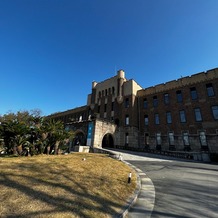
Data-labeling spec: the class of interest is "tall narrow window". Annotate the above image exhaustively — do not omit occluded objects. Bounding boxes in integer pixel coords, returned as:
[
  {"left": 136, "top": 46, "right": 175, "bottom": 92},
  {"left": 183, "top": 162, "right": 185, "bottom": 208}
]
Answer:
[
  {"left": 183, "top": 132, "right": 190, "bottom": 146},
  {"left": 145, "top": 133, "right": 149, "bottom": 146},
  {"left": 144, "top": 115, "right": 149, "bottom": 126},
  {"left": 125, "top": 133, "right": 129, "bottom": 145},
  {"left": 143, "top": 98, "right": 148, "bottom": 109},
  {"left": 111, "top": 102, "right": 114, "bottom": 111},
  {"left": 164, "top": 93, "right": 170, "bottom": 105},
  {"left": 179, "top": 110, "right": 186, "bottom": 123},
  {"left": 153, "top": 96, "right": 158, "bottom": 107},
  {"left": 199, "top": 131, "right": 207, "bottom": 146},
  {"left": 168, "top": 132, "right": 174, "bottom": 145},
  {"left": 156, "top": 133, "right": 161, "bottom": 145},
  {"left": 166, "top": 112, "right": 172, "bottom": 124},
  {"left": 104, "top": 104, "right": 107, "bottom": 112},
  {"left": 79, "top": 115, "right": 82, "bottom": 122},
  {"left": 98, "top": 105, "right": 100, "bottom": 113},
  {"left": 212, "top": 105, "right": 218, "bottom": 120},
  {"left": 190, "top": 87, "right": 198, "bottom": 100},
  {"left": 112, "top": 87, "right": 115, "bottom": 95},
  {"left": 176, "top": 90, "right": 183, "bottom": 103},
  {"left": 194, "top": 108, "right": 202, "bottom": 122},
  {"left": 125, "top": 98, "right": 129, "bottom": 108},
  {"left": 206, "top": 83, "right": 215, "bottom": 97},
  {"left": 155, "top": 113, "right": 160, "bottom": 125},
  {"left": 125, "top": 115, "right": 129, "bottom": 125}
]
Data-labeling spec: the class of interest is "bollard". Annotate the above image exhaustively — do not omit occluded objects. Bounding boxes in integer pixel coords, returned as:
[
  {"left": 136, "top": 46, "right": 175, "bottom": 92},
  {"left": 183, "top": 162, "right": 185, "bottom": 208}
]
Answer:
[{"left": 128, "top": 172, "right": 132, "bottom": 184}]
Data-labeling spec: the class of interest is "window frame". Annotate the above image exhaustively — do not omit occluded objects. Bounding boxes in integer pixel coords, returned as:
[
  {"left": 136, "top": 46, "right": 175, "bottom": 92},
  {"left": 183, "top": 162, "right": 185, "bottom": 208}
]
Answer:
[
  {"left": 153, "top": 96, "right": 158, "bottom": 107},
  {"left": 179, "top": 110, "right": 187, "bottom": 123},
  {"left": 155, "top": 113, "right": 160, "bottom": 125},
  {"left": 206, "top": 83, "right": 215, "bottom": 97},
  {"left": 125, "top": 115, "right": 129, "bottom": 125},
  {"left": 194, "top": 108, "right": 203, "bottom": 122},
  {"left": 176, "top": 90, "right": 183, "bottom": 103},
  {"left": 143, "top": 98, "right": 148, "bottom": 109},
  {"left": 164, "top": 93, "right": 170, "bottom": 105},
  {"left": 212, "top": 105, "right": 218, "bottom": 120},
  {"left": 144, "top": 115, "right": 149, "bottom": 126},
  {"left": 190, "top": 87, "right": 198, "bottom": 100},
  {"left": 166, "top": 111, "right": 172, "bottom": 124}
]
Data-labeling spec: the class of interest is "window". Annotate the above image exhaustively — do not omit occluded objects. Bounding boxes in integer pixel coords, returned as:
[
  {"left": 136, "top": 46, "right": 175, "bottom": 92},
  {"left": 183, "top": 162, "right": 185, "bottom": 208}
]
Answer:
[
  {"left": 194, "top": 108, "right": 202, "bottom": 122},
  {"left": 143, "top": 98, "right": 148, "bottom": 109},
  {"left": 125, "top": 98, "right": 129, "bottom": 108},
  {"left": 153, "top": 96, "right": 158, "bottom": 107},
  {"left": 145, "top": 133, "right": 149, "bottom": 145},
  {"left": 168, "top": 132, "right": 174, "bottom": 145},
  {"left": 144, "top": 115, "right": 148, "bottom": 126},
  {"left": 183, "top": 132, "right": 190, "bottom": 146},
  {"left": 206, "top": 83, "right": 215, "bottom": 97},
  {"left": 125, "top": 133, "right": 129, "bottom": 145},
  {"left": 164, "top": 93, "right": 170, "bottom": 105},
  {"left": 199, "top": 131, "right": 207, "bottom": 146},
  {"left": 79, "top": 115, "right": 82, "bottom": 122},
  {"left": 111, "top": 102, "right": 114, "bottom": 111},
  {"left": 104, "top": 104, "right": 107, "bottom": 112},
  {"left": 156, "top": 133, "right": 161, "bottom": 145},
  {"left": 98, "top": 105, "right": 100, "bottom": 113},
  {"left": 179, "top": 110, "right": 186, "bottom": 123},
  {"left": 105, "top": 89, "right": 108, "bottom": 96},
  {"left": 166, "top": 112, "right": 172, "bottom": 124},
  {"left": 125, "top": 115, "right": 129, "bottom": 125},
  {"left": 176, "top": 90, "right": 183, "bottom": 103},
  {"left": 112, "top": 87, "right": 115, "bottom": 95},
  {"left": 155, "top": 113, "right": 160, "bottom": 125},
  {"left": 212, "top": 105, "right": 218, "bottom": 120},
  {"left": 190, "top": 87, "right": 198, "bottom": 100}
]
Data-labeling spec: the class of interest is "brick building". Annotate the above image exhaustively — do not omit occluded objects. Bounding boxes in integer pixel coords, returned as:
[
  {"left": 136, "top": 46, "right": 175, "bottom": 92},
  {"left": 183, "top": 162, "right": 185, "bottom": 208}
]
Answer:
[{"left": 48, "top": 68, "right": 218, "bottom": 155}]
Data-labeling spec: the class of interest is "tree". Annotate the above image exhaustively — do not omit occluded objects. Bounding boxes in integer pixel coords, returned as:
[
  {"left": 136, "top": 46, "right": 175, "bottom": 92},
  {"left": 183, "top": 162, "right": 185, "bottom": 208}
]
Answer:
[{"left": 0, "top": 110, "right": 74, "bottom": 156}]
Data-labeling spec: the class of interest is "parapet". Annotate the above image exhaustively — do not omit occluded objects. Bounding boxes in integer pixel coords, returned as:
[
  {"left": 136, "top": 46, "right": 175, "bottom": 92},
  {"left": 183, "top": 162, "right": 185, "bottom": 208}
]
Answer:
[{"left": 137, "top": 67, "right": 218, "bottom": 96}]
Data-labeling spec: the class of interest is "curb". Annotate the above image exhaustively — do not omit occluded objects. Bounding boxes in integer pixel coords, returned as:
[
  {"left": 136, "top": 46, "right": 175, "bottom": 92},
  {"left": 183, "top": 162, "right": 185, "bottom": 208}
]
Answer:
[
  {"left": 99, "top": 148, "right": 155, "bottom": 217},
  {"left": 117, "top": 160, "right": 141, "bottom": 218},
  {"left": 117, "top": 160, "right": 155, "bottom": 218}
]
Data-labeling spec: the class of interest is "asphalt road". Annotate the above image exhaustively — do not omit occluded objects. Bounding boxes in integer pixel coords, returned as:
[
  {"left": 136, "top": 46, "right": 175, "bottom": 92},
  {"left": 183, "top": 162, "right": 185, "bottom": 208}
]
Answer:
[{"left": 114, "top": 150, "right": 218, "bottom": 218}]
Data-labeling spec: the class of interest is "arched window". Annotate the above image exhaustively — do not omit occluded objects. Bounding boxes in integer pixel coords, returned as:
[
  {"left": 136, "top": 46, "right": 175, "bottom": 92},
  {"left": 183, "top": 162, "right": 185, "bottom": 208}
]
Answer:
[
  {"left": 125, "top": 115, "right": 129, "bottom": 125},
  {"left": 112, "top": 87, "right": 115, "bottom": 95}
]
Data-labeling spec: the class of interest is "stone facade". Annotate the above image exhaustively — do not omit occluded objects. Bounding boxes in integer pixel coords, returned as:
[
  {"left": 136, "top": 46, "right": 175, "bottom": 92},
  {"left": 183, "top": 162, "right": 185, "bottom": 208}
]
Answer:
[{"left": 48, "top": 68, "right": 218, "bottom": 154}]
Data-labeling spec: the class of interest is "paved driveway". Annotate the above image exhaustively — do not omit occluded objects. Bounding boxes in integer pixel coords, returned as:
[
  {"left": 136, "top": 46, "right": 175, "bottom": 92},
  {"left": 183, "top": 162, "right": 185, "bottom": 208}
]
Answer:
[{"left": 113, "top": 150, "right": 218, "bottom": 218}]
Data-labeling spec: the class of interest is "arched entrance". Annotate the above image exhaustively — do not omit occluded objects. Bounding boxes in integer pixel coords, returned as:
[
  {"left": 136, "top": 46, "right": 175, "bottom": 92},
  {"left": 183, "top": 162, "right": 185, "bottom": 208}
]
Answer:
[{"left": 102, "top": 133, "right": 114, "bottom": 148}]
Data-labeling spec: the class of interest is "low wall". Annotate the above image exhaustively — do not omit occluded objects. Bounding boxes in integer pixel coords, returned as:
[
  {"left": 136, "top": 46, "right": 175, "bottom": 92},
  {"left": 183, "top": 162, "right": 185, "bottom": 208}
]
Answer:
[
  {"left": 74, "top": 145, "right": 90, "bottom": 153},
  {"left": 92, "top": 147, "right": 122, "bottom": 160}
]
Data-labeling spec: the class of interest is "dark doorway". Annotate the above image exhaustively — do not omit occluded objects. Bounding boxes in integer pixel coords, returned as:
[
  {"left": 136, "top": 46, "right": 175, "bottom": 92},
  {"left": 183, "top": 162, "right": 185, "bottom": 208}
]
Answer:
[
  {"left": 73, "top": 132, "right": 86, "bottom": 146},
  {"left": 102, "top": 134, "right": 114, "bottom": 148}
]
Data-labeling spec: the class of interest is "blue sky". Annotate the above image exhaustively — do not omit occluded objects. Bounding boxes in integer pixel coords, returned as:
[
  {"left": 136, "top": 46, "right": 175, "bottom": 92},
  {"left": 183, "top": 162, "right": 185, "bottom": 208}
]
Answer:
[{"left": 0, "top": 0, "right": 218, "bottom": 116}]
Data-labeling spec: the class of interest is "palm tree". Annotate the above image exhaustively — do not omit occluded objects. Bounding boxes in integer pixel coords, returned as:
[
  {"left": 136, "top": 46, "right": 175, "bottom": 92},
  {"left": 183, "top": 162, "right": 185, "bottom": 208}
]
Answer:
[
  {"left": 42, "top": 119, "right": 64, "bottom": 154},
  {"left": 1, "top": 120, "right": 29, "bottom": 155}
]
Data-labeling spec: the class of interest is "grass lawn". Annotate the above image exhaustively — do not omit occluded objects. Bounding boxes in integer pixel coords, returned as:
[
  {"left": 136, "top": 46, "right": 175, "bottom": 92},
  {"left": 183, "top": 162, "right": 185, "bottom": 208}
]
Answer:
[{"left": 0, "top": 153, "right": 136, "bottom": 218}]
